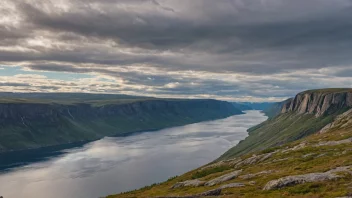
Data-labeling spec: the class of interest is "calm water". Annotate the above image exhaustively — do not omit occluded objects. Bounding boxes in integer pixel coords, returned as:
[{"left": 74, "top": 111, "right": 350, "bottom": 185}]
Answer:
[{"left": 0, "top": 111, "right": 266, "bottom": 198}]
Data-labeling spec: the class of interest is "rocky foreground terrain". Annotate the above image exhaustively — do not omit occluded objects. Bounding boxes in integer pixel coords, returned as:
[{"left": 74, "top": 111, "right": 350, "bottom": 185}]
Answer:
[{"left": 109, "top": 89, "right": 352, "bottom": 198}]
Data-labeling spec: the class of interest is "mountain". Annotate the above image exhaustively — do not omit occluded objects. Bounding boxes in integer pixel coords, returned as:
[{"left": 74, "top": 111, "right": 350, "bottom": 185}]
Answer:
[
  {"left": 240, "top": 102, "right": 274, "bottom": 111},
  {"left": 110, "top": 88, "right": 352, "bottom": 198},
  {"left": 220, "top": 88, "right": 352, "bottom": 160},
  {"left": 231, "top": 102, "right": 274, "bottom": 111},
  {"left": 231, "top": 103, "right": 253, "bottom": 111},
  {"left": 261, "top": 99, "right": 290, "bottom": 118},
  {"left": 0, "top": 93, "right": 243, "bottom": 152}
]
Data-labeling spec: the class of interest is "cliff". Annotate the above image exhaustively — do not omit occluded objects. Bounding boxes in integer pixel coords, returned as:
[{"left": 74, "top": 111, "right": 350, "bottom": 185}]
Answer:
[
  {"left": 219, "top": 88, "right": 352, "bottom": 160},
  {"left": 281, "top": 88, "right": 352, "bottom": 116},
  {"left": 0, "top": 97, "right": 242, "bottom": 152}
]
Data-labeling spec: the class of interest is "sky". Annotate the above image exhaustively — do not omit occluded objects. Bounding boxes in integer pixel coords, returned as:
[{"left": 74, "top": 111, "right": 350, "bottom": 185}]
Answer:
[{"left": 1, "top": 0, "right": 352, "bottom": 102}]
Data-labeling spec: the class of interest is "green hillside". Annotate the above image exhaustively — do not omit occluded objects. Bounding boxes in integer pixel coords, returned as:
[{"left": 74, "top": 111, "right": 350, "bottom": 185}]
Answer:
[{"left": 0, "top": 93, "right": 242, "bottom": 152}]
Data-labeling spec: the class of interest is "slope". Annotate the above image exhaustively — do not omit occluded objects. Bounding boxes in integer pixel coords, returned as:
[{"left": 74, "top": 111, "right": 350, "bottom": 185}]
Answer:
[
  {"left": 110, "top": 96, "right": 352, "bottom": 198},
  {"left": 0, "top": 94, "right": 242, "bottom": 152}
]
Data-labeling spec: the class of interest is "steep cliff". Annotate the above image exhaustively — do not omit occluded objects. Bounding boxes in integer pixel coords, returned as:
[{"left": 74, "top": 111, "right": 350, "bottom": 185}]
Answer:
[
  {"left": 0, "top": 98, "right": 242, "bottom": 152},
  {"left": 281, "top": 88, "right": 352, "bottom": 116},
  {"left": 219, "top": 88, "right": 352, "bottom": 160}
]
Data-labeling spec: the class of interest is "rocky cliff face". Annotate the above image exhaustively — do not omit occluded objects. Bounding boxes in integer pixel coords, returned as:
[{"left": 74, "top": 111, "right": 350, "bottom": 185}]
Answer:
[{"left": 281, "top": 89, "right": 352, "bottom": 116}]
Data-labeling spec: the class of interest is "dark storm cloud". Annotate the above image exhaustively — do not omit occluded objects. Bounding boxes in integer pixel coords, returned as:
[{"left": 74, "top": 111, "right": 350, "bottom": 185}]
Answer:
[
  {"left": 1, "top": 0, "right": 352, "bottom": 100},
  {"left": 11, "top": 0, "right": 352, "bottom": 73}
]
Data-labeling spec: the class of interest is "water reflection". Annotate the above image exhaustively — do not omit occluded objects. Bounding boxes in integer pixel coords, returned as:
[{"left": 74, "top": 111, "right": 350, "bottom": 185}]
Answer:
[{"left": 0, "top": 110, "right": 267, "bottom": 198}]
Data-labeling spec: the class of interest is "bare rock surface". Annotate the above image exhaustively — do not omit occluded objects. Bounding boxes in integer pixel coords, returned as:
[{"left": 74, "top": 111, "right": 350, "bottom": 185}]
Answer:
[
  {"left": 316, "top": 138, "right": 352, "bottom": 147},
  {"left": 219, "top": 183, "right": 245, "bottom": 189},
  {"left": 281, "top": 142, "right": 307, "bottom": 153},
  {"left": 239, "top": 170, "right": 274, "bottom": 180},
  {"left": 320, "top": 108, "right": 352, "bottom": 134},
  {"left": 205, "top": 170, "right": 242, "bottom": 186},
  {"left": 281, "top": 90, "right": 352, "bottom": 117},
  {"left": 171, "top": 179, "right": 205, "bottom": 189},
  {"left": 234, "top": 152, "right": 275, "bottom": 168},
  {"left": 263, "top": 166, "right": 352, "bottom": 190},
  {"left": 156, "top": 188, "right": 221, "bottom": 198},
  {"left": 198, "top": 188, "right": 222, "bottom": 196}
]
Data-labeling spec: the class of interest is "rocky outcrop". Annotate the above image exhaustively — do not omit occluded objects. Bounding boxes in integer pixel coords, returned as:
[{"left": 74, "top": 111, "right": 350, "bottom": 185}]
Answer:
[
  {"left": 171, "top": 180, "right": 205, "bottom": 189},
  {"left": 281, "top": 89, "right": 352, "bottom": 117},
  {"left": 234, "top": 152, "right": 276, "bottom": 168},
  {"left": 316, "top": 137, "right": 352, "bottom": 147},
  {"left": 204, "top": 170, "right": 242, "bottom": 186},
  {"left": 263, "top": 166, "right": 352, "bottom": 190},
  {"left": 239, "top": 170, "right": 274, "bottom": 180},
  {"left": 156, "top": 189, "right": 221, "bottom": 198},
  {"left": 219, "top": 183, "right": 245, "bottom": 189},
  {"left": 320, "top": 108, "right": 352, "bottom": 133}
]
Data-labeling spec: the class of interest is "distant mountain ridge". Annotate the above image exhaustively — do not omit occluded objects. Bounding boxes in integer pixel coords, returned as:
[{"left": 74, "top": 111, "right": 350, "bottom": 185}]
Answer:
[
  {"left": 231, "top": 102, "right": 274, "bottom": 112},
  {"left": 0, "top": 93, "right": 243, "bottom": 152}
]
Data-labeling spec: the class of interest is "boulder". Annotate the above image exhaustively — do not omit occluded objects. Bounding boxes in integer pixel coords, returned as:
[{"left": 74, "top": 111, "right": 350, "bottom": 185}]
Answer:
[
  {"left": 263, "top": 172, "right": 340, "bottom": 190},
  {"left": 239, "top": 170, "right": 274, "bottom": 180},
  {"left": 316, "top": 138, "right": 352, "bottom": 147},
  {"left": 171, "top": 179, "right": 205, "bottom": 189},
  {"left": 219, "top": 183, "right": 245, "bottom": 189},
  {"left": 263, "top": 166, "right": 351, "bottom": 190},
  {"left": 205, "top": 170, "right": 242, "bottom": 186},
  {"left": 234, "top": 152, "right": 275, "bottom": 168},
  {"left": 198, "top": 188, "right": 222, "bottom": 196}
]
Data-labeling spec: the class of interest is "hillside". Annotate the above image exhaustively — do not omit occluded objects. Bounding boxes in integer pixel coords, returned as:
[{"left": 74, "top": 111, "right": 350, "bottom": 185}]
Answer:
[
  {"left": 109, "top": 88, "right": 352, "bottom": 198},
  {"left": 0, "top": 93, "right": 242, "bottom": 152},
  {"left": 220, "top": 88, "right": 352, "bottom": 160}
]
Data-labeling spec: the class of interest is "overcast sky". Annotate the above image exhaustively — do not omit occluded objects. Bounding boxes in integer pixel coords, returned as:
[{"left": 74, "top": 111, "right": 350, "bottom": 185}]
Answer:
[{"left": 1, "top": 0, "right": 352, "bottom": 101}]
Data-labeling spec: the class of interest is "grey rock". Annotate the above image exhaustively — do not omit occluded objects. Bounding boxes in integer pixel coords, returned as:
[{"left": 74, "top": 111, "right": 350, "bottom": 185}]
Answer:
[
  {"left": 205, "top": 170, "right": 242, "bottom": 186},
  {"left": 249, "top": 181, "right": 256, "bottom": 185},
  {"left": 234, "top": 152, "right": 275, "bottom": 168},
  {"left": 171, "top": 179, "right": 205, "bottom": 189},
  {"left": 219, "top": 183, "right": 245, "bottom": 189},
  {"left": 281, "top": 142, "right": 307, "bottom": 153},
  {"left": 316, "top": 138, "right": 352, "bottom": 147},
  {"left": 271, "top": 157, "right": 291, "bottom": 162},
  {"left": 302, "top": 153, "right": 316, "bottom": 158},
  {"left": 281, "top": 91, "right": 352, "bottom": 117},
  {"left": 263, "top": 166, "right": 352, "bottom": 190},
  {"left": 156, "top": 189, "right": 222, "bottom": 197},
  {"left": 198, "top": 188, "right": 222, "bottom": 196},
  {"left": 239, "top": 170, "right": 274, "bottom": 180},
  {"left": 263, "top": 172, "right": 340, "bottom": 190}
]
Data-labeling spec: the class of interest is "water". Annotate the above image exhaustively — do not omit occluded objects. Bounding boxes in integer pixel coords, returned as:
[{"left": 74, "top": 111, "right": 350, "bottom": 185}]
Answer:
[{"left": 0, "top": 111, "right": 267, "bottom": 198}]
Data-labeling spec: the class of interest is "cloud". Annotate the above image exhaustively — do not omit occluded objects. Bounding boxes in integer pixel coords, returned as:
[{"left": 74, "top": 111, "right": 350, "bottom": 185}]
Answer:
[{"left": 0, "top": 0, "right": 352, "bottom": 101}]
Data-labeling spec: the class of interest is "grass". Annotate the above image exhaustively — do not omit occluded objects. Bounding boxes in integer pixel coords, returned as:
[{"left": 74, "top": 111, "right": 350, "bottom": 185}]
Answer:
[
  {"left": 191, "top": 165, "right": 230, "bottom": 179},
  {"left": 109, "top": 122, "right": 352, "bottom": 198},
  {"left": 218, "top": 111, "right": 335, "bottom": 160}
]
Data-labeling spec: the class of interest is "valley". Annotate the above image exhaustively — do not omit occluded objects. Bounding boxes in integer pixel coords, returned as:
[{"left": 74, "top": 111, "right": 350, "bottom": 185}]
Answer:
[{"left": 0, "top": 93, "right": 242, "bottom": 152}]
